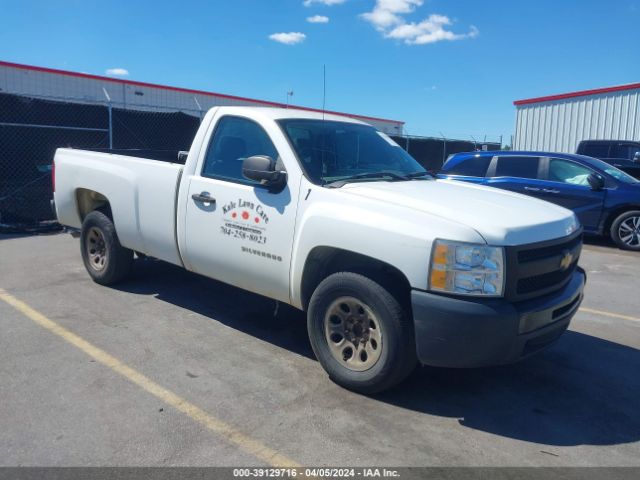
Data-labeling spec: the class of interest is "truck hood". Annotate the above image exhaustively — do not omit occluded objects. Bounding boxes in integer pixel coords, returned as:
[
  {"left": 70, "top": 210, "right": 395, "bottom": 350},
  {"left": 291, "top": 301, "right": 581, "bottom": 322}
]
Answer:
[{"left": 341, "top": 179, "right": 579, "bottom": 245}]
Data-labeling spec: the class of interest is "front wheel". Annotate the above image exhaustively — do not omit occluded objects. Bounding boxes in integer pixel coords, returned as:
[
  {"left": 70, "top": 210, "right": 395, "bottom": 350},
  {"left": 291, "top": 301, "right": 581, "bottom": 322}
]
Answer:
[
  {"left": 80, "top": 210, "right": 133, "bottom": 285},
  {"left": 307, "top": 272, "right": 416, "bottom": 394},
  {"left": 610, "top": 210, "right": 640, "bottom": 251}
]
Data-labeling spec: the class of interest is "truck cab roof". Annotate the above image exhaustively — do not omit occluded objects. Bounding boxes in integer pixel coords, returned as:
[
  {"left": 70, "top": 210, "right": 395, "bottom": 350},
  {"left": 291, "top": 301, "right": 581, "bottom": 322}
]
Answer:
[
  {"left": 212, "top": 106, "right": 369, "bottom": 126},
  {"left": 578, "top": 139, "right": 640, "bottom": 146}
]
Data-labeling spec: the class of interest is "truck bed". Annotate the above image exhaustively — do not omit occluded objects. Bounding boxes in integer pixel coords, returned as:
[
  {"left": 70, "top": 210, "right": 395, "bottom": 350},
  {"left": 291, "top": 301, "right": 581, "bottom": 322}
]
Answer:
[{"left": 54, "top": 149, "right": 184, "bottom": 266}]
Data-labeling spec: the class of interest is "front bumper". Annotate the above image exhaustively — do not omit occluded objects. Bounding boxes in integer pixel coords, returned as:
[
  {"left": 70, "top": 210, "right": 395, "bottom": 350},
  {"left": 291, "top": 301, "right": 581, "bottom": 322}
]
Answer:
[{"left": 412, "top": 267, "right": 585, "bottom": 368}]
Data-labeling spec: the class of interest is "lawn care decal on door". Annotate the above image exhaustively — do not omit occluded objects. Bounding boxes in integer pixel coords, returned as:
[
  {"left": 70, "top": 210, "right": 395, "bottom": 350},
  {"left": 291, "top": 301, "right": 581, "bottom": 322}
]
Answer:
[{"left": 221, "top": 198, "right": 269, "bottom": 244}]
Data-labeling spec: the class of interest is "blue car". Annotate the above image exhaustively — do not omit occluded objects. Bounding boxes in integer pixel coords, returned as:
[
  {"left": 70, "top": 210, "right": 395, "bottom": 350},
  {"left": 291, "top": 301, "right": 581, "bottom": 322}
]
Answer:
[{"left": 438, "top": 151, "right": 640, "bottom": 250}]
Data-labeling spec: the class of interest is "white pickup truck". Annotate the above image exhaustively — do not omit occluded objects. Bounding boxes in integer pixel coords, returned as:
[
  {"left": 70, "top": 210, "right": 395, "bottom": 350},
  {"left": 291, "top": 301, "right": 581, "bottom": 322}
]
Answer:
[{"left": 53, "top": 106, "right": 585, "bottom": 393}]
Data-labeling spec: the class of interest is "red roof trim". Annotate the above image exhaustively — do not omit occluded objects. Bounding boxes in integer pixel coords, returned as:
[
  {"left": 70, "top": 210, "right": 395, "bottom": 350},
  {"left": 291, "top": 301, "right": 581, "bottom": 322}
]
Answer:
[
  {"left": 0, "top": 60, "right": 405, "bottom": 125},
  {"left": 514, "top": 82, "right": 640, "bottom": 106}
]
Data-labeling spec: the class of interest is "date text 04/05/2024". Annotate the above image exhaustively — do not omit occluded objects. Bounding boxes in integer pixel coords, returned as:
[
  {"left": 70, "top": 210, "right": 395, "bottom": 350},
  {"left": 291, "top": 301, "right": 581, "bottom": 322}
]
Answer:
[{"left": 232, "top": 468, "right": 400, "bottom": 478}]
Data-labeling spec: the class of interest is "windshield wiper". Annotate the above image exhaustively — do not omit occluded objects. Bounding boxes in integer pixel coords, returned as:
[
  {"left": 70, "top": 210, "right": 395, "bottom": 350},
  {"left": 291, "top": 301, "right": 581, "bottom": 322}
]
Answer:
[{"left": 324, "top": 171, "right": 410, "bottom": 188}]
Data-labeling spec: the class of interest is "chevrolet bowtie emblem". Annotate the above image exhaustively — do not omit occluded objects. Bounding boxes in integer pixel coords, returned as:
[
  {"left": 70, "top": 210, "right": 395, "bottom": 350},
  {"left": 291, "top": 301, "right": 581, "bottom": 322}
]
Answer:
[{"left": 560, "top": 250, "right": 574, "bottom": 270}]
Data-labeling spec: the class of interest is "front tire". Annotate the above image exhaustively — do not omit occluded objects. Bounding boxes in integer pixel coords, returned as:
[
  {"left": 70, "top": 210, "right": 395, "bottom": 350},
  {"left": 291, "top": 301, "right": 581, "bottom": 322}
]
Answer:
[
  {"left": 80, "top": 210, "right": 133, "bottom": 285},
  {"left": 610, "top": 210, "right": 640, "bottom": 251},
  {"left": 307, "top": 272, "right": 416, "bottom": 394}
]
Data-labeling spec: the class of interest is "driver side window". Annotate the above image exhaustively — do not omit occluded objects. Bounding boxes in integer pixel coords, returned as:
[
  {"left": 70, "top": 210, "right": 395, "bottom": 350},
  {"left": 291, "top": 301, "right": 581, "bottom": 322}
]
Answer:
[
  {"left": 548, "top": 159, "right": 592, "bottom": 186},
  {"left": 202, "top": 116, "right": 280, "bottom": 185}
]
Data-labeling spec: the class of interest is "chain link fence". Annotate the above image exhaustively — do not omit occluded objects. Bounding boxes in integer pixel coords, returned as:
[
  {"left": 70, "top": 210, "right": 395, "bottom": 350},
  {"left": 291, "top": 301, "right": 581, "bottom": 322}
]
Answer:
[
  {"left": 0, "top": 91, "right": 502, "bottom": 232},
  {"left": 0, "top": 92, "right": 202, "bottom": 231},
  {"left": 391, "top": 134, "right": 501, "bottom": 172}
]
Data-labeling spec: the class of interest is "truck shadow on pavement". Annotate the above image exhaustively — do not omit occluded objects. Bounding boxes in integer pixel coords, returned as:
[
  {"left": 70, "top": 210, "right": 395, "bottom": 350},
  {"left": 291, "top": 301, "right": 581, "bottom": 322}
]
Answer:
[
  {"left": 117, "top": 258, "right": 640, "bottom": 448},
  {"left": 117, "top": 258, "right": 315, "bottom": 360},
  {"left": 377, "top": 331, "right": 640, "bottom": 447}
]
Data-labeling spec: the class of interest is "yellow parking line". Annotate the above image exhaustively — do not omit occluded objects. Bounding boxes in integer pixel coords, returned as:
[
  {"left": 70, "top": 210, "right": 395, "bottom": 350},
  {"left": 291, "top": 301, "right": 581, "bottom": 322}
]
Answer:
[
  {"left": 0, "top": 288, "right": 299, "bottom": 468},
  {"left": 580, "top": 307, "right": 640, "bottom": 323}
]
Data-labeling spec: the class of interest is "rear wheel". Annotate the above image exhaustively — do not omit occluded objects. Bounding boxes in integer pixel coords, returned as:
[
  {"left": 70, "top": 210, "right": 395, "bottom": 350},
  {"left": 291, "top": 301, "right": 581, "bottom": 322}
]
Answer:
[
  {"left": 610, "top": 210, "right": 640, "bottom": 251},
  {"left": 307, "top": 272, "right": 416, "bottom": 394},
  {"left": 80, "top": 210, "right": 133, "bottom": 284}
]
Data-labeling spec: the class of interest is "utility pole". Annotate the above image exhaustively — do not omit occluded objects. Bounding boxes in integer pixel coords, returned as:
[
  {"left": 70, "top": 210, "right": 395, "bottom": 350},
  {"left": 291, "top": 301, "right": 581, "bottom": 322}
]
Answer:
[
  {"left": 439, "top": 131, "right": 447, "bottom": 165},
  {"left": 193, "top": 96, "right": 203, "bottom": 123},
  {"left": 102, "top": 87, "right": 113, "bottom": 149}
]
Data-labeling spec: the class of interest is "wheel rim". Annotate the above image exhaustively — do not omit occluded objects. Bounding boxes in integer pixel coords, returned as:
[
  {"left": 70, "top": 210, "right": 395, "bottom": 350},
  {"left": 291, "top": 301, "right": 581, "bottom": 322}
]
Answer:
[
  {"left": 324, "top": 296, "right": 382, "bottom": 372},
  {"left": 86, "top": 227, "right": 108, "bottom": 271},
  {"left": 618, "top": 216, "right": 640, "bottom": 247}
]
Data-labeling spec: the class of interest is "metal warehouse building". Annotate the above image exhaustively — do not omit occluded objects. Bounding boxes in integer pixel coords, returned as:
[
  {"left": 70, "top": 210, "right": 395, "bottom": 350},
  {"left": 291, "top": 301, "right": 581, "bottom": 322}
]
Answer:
[
  {"left": 513, "top": 82, "right": 640, "bottom": 153},
  {"left": 0, "top": 60, "right": 404, "bottom": 134}
]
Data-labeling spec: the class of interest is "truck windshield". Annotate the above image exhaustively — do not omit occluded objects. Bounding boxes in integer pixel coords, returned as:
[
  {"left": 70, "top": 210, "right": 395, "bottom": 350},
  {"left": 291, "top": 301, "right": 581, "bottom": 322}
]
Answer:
[{"left": 278, "top": 119, "right": 429, "bottom": 186}]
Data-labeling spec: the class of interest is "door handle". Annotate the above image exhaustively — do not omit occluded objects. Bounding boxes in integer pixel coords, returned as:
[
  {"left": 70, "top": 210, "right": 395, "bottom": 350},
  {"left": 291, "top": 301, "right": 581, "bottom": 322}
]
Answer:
[
  {"left": 524, "top": 186, "right": 541, "bottom": 192},
  {"left": 192, "top": 192, "right": 215, "bottom": 204},
  {"left": 542, "top": 188, "right": 560, "bottom": 194}
]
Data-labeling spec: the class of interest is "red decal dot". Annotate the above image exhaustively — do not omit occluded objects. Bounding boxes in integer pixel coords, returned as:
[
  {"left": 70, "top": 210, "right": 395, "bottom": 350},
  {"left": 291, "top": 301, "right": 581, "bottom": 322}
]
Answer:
[
  {"left": 254, "top": 217, "right": 260, "bottom": 223},
  {"left": 242, "top": 211, "right": 250, "bottom": 220},
  {"left": 231, "top": 212, "right": 237, "bottom": 219}
]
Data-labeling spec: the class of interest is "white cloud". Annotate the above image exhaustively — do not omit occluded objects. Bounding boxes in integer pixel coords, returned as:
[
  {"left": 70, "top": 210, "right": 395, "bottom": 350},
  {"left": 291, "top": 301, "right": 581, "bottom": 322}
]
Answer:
[
  {"left": 361, "top": 0, "right": 423, "bottom": 30},
  {"left": 361, "top": 1, "right": 478, "bottom": 45},
  {"left": 269, "top": 32, "right": 307, "bottom": 45},
  {"left": 105, "top": 68, "right": 129, "bottom": 76},
  {"left": 303, "top": 0, "right": 346, "bottom": 6},
  {"left": 307, "top": 14, "right": 330, "bottom": 23},
  {"left": 387, "top": 16, "right": 479, "bottom": 44}
]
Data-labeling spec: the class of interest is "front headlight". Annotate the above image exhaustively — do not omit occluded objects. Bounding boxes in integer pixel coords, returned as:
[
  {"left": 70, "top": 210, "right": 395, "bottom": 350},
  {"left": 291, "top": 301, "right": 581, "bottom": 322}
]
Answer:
[{"left": 429, "top": 240, "right": 505, "bottom": 297}]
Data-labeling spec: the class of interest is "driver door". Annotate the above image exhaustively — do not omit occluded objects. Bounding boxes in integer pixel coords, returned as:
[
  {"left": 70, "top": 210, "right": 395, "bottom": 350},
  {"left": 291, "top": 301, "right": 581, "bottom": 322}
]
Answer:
[{"left": 182, "top": 115, "right": 299, "bottom": 303}]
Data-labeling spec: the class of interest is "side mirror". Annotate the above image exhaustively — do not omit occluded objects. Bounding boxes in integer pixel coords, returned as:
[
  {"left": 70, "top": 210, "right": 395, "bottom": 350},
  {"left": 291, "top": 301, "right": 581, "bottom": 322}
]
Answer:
[
  {"left": 633, "top": 151, "right": 640, "bottom": 163},
  {"left": 587, "top": 172, "right": 605, "bottom": 191},
  {"left": 242, "top": 155, "right": 287, "bottom": 188}
]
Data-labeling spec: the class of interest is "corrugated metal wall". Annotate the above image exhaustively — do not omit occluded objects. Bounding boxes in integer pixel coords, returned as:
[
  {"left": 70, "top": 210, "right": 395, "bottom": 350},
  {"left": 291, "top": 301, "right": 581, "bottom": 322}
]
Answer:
[
  {"left": 514, "top": 88, "right": 640, "bottom": 152},
  {"left": 0, "top": 63, "right": 403, "bottom": 134}
]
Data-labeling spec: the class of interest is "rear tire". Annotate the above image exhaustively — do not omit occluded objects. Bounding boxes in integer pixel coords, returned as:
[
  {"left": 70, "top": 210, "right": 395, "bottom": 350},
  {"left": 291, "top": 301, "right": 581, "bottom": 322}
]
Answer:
[
  {"left": 80, "top": 210, "right": 133, "bottom": 285},
  {"left": 307, "top": 272, "right": 416, "bottom": 394},
  {"left": 610, "top": 210, "right": 640, "bottom": 251}
]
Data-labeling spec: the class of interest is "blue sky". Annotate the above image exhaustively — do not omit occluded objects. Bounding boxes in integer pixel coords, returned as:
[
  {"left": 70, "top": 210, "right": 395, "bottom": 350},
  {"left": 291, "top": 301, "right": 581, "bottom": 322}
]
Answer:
[{"left": 1, "top": 0, "right": 639, "bottom": 143}]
